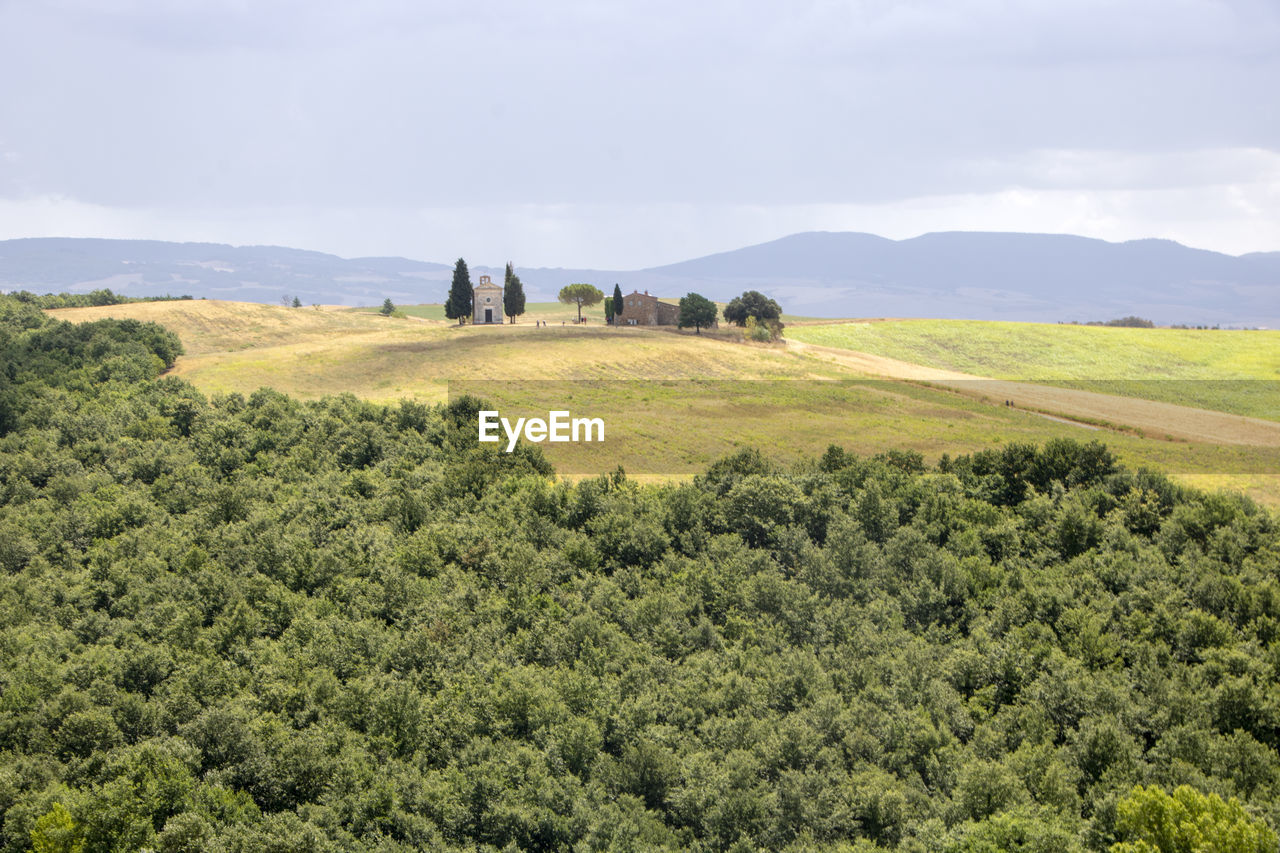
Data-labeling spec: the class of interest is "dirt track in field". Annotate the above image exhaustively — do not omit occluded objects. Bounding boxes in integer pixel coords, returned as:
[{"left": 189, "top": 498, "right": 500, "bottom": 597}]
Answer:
[{"left": 786, "top": 339, "right": 1280, "bottom": 448}]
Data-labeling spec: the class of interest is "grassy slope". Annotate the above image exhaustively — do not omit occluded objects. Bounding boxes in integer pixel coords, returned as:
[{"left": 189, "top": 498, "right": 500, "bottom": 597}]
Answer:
[
  {"left": 53, "top": 301, "right": 843, "bottom": 400},
  {"left": 52, "top": 300, "right": 401, "bottom": 356},
  {"left": 785, "top": 320, "right": 1280, "bottom": 420},
  {"left": 49, "top": 302, "right": 1280, "bottom": 505},
  {"left": 454, "top": 378, "right": 1277, "bottom": 488},
  {"left": 174, "top": 324, "right": 845, "bottom": 401}
]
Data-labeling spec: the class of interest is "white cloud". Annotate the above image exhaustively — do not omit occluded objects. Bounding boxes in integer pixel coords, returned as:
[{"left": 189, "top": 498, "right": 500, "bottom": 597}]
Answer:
[
  {"left": 2, "top": 2, "right": 1277, "bottom": 256},
  {"left": 960, "top": 147, "right": 1280, "bottom": 192}
]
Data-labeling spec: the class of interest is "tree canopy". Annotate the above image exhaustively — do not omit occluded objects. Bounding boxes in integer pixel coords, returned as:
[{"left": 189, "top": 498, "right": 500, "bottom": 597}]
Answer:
[
  {"left": 0, "top": 293, "right": 1278, "bottom": 851},
  {"left": 1112, "top": 785, "right": 1278, "bottom": 852},
  {"left": 6, "top": 288, "right": 191, "bottom": 309},
  {"left": 557, "top": 283, "right": 603, "bottom": 322},
  {"left": 444, "top": 258, "right": 472, "bottom": 324},
  {"left": 503, "top": 262, "right": 526, "bottom": 323},
  {"left": 723, "top": 289, "right": 782, "bottom": 326},
  {"left": 677, "top": 292, "right": 717, "bottom": 333},
  {"left": 612, "top": 283, "right": 624, "bottom": 324}
]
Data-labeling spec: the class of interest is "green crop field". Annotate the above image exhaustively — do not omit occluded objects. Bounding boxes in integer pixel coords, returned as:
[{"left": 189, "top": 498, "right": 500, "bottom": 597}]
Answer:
[{"left": 786, "top": 319, "right": 1280, "bottom": 419}]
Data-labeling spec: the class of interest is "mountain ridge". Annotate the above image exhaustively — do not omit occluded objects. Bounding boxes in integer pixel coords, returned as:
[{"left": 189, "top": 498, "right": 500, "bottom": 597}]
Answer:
[{"left": 1, "top": 232, "right": 1276, "bottom": 326}]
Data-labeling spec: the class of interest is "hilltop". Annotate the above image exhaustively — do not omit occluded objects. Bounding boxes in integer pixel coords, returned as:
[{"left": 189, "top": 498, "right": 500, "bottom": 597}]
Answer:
[{"left": 6, "top": 232, "right": 1279, "bottom": 326}]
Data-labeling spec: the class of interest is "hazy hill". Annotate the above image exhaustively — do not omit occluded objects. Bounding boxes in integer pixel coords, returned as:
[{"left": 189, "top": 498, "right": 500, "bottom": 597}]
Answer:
[
  {"left": 0, "top": 237, "right": 451, "bottom": 306},
  {"left": 627, "top": 231, "right": 1280, "bottom": 327},
  {"left": 2, "top": 232, "right": 1277, "bottom": 325}
]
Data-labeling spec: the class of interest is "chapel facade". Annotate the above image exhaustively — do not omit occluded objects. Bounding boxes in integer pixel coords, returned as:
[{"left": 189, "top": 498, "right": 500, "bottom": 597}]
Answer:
[{"left": 473, "top": 275, "right": 503, "bottom": 324}]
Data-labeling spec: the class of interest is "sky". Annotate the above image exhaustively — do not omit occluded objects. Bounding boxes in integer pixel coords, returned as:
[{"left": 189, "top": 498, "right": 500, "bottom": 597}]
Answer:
[{"left": 1, "top": 0, "right": 1277, "bottom": 268}]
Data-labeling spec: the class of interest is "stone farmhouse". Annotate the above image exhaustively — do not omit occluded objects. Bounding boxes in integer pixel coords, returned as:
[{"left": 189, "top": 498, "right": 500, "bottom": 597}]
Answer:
[
  {"left": 473, "top": 274, "right": 503, "bottom": 324},
  {"left": 617, "top": 290, "right": 680, "bottom": 326}
]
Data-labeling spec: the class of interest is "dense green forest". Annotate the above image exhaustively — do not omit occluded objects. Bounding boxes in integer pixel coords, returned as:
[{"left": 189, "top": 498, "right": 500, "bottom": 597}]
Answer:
[
  {"left": 0, "top": 295, "right": 1278, "bottom": 852},
  {"left": 4, "top": 289, "right": 192, "bottom": 310}
]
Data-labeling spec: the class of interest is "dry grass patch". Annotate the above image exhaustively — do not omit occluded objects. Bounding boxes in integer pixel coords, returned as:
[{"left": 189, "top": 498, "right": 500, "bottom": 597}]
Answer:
[
  {"left": 173, "top": 324, "right": 847, "bottom": 402},
  {"left": 49, "top": 300, "right": 419, "bottom": 356}
]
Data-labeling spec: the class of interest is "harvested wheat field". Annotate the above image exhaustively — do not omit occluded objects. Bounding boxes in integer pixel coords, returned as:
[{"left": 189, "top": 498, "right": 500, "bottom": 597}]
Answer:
[
  {"left": 49, "top": 299, "right": 417, "bottom": 356},
  {"left": 51, "top": 301, "right": 844, "bottom": 401}
]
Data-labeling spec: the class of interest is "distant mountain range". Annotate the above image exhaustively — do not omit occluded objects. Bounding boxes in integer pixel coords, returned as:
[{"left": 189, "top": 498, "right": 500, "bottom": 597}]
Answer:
[
  {"left": 0, "top": 238, "right": 453, "bottom": 308},
  {"left": 1, "top": 233, "right": 1277, "bottom": 326}
]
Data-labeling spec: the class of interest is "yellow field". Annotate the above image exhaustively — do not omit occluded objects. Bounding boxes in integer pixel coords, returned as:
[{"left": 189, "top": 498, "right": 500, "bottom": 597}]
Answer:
[
  {"left": 49, "top": 301, "right": 1280, "bottom": 506},
  {"left": 51, "top": 300, "right": 841, "bottom": 399},
  {"left": 51, "top": 300, "right": 410, "bottom": 356}
]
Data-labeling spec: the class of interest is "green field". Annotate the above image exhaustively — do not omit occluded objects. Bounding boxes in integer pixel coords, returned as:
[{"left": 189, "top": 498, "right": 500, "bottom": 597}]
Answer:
[
  {"left": 786, "top": 319, "right": 1280, "bottom": 419},
  {"left": 452, "top": 378, "right": 1279, "bottom": 485}
]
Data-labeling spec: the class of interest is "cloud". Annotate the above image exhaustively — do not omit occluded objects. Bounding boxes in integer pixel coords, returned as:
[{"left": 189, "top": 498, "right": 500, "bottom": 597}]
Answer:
[
  {"left": 961, "top": 147, "right": 1280, "bottom": 192},
  {"left": 1, "top": 1, "right": 1276, "bottom": 255}
]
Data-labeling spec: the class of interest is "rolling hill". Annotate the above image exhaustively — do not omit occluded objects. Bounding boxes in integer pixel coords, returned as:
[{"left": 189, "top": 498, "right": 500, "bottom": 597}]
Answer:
[{"left": 48, "top": 300, "right": 1280, "bottom": 505}]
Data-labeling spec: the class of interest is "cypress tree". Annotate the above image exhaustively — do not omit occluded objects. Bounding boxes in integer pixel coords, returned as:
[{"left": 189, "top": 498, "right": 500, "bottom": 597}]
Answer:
[
  {"left": 503, "top": 262, "right": 526, "bottom": 323},
  {"left": 612, "top": 283, "right": 624, "bottom": 325},
  {"left": 445, "top": 258, "right": 472, "bottom": 324}
]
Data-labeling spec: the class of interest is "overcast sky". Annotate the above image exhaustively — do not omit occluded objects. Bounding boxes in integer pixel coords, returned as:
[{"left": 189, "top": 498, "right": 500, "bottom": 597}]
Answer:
[{"left": 1, "top": 0, "right": 1277, "bottom": 268}]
